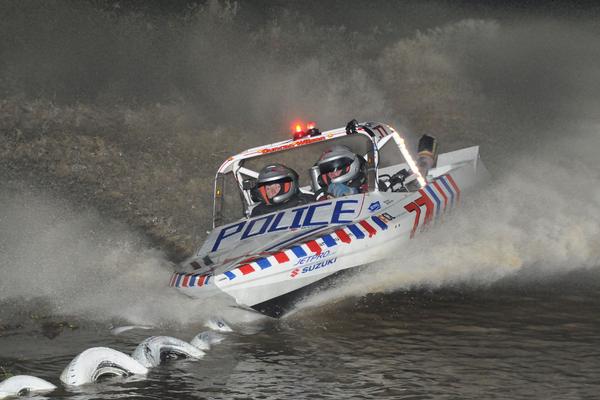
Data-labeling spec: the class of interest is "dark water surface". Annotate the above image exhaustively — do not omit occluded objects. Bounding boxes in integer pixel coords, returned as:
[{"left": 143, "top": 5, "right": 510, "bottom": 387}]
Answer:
[{"left": 1, "top": 270, "right": 599, "bottom": 399}]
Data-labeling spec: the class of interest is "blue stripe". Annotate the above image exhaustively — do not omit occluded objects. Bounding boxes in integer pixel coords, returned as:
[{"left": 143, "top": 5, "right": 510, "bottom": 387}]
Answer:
[
  {"left": 347, "top": 224, "right": 365, "bottom": 239},
  {"left": 189, "top": 275, "right": 198, "bottom": 286},
  {"left": 440, "top": 177, "right": 455, "bottom": 208},
  {"left": 371, "top": 216, "right": 388, "bottom": 230},
  {"left": 175, "top": 274, "right": 183, "bottom": 287},
  {"left": 224, "top": 271, "right": 236, "bottom": 280},
  {"left": 256, "top": 258, "right": 272, "bottom": 269},
  {"left": 291, "top": 246, "right": 307, "bottom": 258},
  {"left": 425, "top": 185, "right": 441, "bottom": 218},
  {"left": 205, "top": 275, "right": 210, "bottom": 285},
  {"left": 322, "top": 234, "right": 337, "bottom": 247}
]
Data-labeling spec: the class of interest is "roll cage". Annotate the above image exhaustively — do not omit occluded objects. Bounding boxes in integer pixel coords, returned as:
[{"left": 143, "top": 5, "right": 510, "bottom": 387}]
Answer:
[{"left": 212, "top": 121, "right": 425, "bottom": 227}]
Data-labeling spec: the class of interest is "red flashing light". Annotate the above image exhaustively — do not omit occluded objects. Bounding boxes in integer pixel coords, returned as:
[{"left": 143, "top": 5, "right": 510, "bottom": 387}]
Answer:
[
  {"left": 293, "top": 131, "right": 307, "bottom": 140},
  {"left": 291, "top": 120, "right": 319, "bottom": 140},
  {"left": 291, "top": 120, "right": 306, "bottom": 140}
]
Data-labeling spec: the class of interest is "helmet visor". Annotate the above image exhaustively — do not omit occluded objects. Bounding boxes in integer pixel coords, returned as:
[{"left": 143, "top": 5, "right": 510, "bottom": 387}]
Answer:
[
  {"left": 319, "top": 157, "right": 354, "bottom": 175},
  {"left": 257, "top": 177, "right": 293, "bottom": 203}
]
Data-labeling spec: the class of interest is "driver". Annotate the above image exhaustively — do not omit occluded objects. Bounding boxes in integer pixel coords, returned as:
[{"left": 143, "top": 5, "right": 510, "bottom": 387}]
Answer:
[
  {"left": 316, "top": 145, "right": 367, "bottom": 198},
  {"left": 250, "top": 164, "right": 314, "bottom": 217}
]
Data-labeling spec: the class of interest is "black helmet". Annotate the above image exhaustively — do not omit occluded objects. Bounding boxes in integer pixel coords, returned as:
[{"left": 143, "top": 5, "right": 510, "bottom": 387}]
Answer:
[
  {"left": 256, "top": 164, "right": 299, "bottom": 205},
  {"left": 317, "top": 145, "right": 361, "bottom": 184}
]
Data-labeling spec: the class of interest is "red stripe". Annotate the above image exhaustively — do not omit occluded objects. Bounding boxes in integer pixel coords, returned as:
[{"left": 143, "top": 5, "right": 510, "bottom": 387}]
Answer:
[
  {"left": 182, "top": 274, "right": 190, "bottom": 287},
  {"left": 404, "top": 202, "right": 421, "bottom": 239},
  {"left": 445, "top": 174, "right": 461, "bottom": 204},
  {"left": 198, "top": 275, "right": 207, "bottom": 286},
  {"left": 359, "top": 220, "right": 377, "bottom": 237},
  {"left": 306, "top": 240, "right": 322, "bottom": 254},
  {"left": 273, "top": 251, "right": 289, "bottom": 263},
  {"left": 169, "top": 273, "right": 177, "bottom": 287},
  {"left": 238, "top": 264, "right": 255, "bottom": 275},
  {"left": 417, "top": 189, "right": 435, "bottom": 224},
  {"left": 335, "top": 229, "right": 351, "bottom": 244},
  {"left": 433, "top": 181, "right": 448, "bottom": 211}
]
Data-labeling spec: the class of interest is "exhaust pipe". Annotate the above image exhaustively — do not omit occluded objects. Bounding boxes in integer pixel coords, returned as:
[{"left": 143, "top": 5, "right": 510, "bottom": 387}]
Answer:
[{"left": 416, "top": 134, "right": 438, "bottom": 177}]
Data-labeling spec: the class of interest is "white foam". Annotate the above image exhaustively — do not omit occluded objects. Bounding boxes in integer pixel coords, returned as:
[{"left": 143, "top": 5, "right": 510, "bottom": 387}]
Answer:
[
  {"left": 111, "top": 325, "right": 155, "bottom": 335},
  {"left": 0, "top": 190, "right": 224, "bottom": 326}
]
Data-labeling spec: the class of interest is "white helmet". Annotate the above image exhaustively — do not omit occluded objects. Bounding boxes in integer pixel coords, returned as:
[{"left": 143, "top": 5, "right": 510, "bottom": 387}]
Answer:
[
  {"left": 317, "top": 145, "right": 361, "bottom": 184},
  {"left": 256, "top": 164, "right": 299, "bottom": 205}
]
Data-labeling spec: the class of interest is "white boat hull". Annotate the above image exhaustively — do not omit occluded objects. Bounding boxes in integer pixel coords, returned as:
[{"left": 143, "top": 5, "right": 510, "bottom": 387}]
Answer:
[{"left": 171, "top": 145, "right": 488, "bottom": 317}]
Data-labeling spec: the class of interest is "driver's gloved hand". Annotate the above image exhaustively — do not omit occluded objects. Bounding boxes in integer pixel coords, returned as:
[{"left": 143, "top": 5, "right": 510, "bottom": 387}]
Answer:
[{"left": 328, "top": 183, "right": 358, "bottom": 198}]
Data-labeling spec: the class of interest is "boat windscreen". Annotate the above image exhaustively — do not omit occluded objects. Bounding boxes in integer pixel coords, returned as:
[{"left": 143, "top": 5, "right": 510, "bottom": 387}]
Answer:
[
  {"left": 214, "top": 171, "right": 246, "bottom": 227},
  {"left": 378, "top": 137, "right": 409, "bottom": 170}
]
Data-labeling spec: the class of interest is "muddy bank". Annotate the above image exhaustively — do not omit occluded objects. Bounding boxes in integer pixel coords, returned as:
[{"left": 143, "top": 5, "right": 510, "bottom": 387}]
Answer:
[{"left": 0, "top": 99, "right": 254, "bottom": 260}]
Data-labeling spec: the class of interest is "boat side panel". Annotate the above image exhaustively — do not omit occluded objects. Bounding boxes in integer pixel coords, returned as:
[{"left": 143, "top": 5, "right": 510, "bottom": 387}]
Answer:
[{"left": 191, "top": 159, "right": 486, "bottom": 312}]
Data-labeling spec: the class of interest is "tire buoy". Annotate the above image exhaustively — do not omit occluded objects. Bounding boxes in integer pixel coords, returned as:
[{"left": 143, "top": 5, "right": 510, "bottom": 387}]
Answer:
[
  {"left": 190, "top": 331, "right": 225, "bottom": 351},
  {"left": 205, "top": 318, "right": 233, "bottom": 332},
  {"left": 131, "top": 336, "right": 205, "bottom": 368},
  {"left": 0, "top": 375, "right": 56, "bottom": 398},
  {"left": 60, "top": 347, "right": 148, "bottom": 386}
]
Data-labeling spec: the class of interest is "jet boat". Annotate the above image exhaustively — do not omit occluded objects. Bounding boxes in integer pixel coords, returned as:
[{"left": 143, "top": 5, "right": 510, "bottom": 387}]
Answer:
[{"left": 170, "top": 120, "right": 489, "bottom": 317}]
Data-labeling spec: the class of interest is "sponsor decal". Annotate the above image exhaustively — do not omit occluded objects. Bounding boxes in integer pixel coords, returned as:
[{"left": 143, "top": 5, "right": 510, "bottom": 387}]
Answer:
[
  {"left": 259, "top": 136, "right": 326, "bottom": 154},
  {"left": 301, "top": 258, "right": 336, "bottom": 274},
  {"left": 376, "top": 212, "right": 395, "bottom": 223},
  {"left": 210, "top": 199, "right": 360, "bottom": 252},
  {"left": 290, "top": 256, "right": 336, "bottom": 278},
  {"left": 294, "top": 250, "right": 331, "bottom": 266},
  {"left": 368, "top": 201, "right": 381, "bottom": 212}
]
